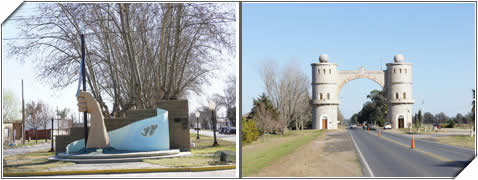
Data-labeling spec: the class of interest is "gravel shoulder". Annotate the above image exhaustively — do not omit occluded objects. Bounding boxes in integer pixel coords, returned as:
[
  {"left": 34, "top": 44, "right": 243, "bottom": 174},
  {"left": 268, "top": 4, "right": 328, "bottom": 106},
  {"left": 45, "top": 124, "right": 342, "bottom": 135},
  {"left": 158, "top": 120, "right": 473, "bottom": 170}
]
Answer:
[{"left": 252, "top": 129, "right": 363, "bottom": 177}]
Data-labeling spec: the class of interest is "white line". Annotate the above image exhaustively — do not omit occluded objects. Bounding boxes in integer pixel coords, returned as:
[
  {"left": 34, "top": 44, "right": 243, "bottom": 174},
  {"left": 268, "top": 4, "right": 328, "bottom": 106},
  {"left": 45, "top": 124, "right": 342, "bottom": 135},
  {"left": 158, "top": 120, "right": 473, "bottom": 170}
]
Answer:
[{"left": 349, "top": 130, "right": 375, "bottom": 177}]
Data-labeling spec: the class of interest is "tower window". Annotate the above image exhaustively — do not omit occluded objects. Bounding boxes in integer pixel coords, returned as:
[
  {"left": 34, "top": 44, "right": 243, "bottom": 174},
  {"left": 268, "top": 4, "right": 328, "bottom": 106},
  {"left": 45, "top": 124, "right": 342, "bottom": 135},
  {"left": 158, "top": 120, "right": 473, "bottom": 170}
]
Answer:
[
  {"left": 318, "top": 69, "right": 320, "bottom": 74},
  {"left": 329, "top": 69, "right": 331, "bottom": 74},
  {"left": 323, "top": 69, "right": 326, "bottom": 74},
  {"left": 403, "top": 92, "right": 406, "bottom": 99},
  {"left": 400, "top": 69, "right": 402, "bottom": 73},
  {"left": 394, "top": 69, "right": 396, "bottom": 73},
  {"left": 320, "top": 93, "right": 323, "bottom": 100},
  {"left": 405, "top": 69, "right": 407, "bottom": 73},
  {"left": 395, "top": 92, "right": 399, "bottom": 100},
  {"left": 327, "top": 93, "right": 330, "bottom": 100}
]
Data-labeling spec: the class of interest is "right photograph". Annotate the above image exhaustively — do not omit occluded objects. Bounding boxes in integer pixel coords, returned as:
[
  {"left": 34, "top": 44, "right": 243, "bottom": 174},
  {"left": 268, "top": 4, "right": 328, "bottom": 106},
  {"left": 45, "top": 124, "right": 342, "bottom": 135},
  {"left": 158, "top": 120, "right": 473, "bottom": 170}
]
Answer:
[{"left": 241, "top": 3, "right": 476, "bottom": 178}]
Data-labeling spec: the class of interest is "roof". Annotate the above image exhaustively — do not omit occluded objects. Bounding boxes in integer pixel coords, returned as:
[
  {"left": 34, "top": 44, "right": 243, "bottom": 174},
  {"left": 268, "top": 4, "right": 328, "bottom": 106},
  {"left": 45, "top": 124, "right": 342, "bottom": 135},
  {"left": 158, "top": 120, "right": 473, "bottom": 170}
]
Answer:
[{"left": 3, "top": 119, "right": 23, "bottom": 124}]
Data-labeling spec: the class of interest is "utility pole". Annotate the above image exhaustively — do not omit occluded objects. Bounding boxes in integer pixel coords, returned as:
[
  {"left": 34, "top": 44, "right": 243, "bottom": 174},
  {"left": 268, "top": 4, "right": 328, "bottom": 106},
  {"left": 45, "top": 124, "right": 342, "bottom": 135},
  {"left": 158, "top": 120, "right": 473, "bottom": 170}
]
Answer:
[
  {"left": 21, "top": 79, "right": 25, "bottom": 144},
  {"left": 81, "top": 34, "right": 88, "bottom": 148}
]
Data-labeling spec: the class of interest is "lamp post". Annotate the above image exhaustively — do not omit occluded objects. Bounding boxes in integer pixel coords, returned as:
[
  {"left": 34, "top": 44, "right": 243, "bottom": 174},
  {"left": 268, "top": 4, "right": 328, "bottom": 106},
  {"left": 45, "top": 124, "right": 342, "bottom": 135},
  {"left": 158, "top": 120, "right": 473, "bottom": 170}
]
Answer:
[
  {"left": 209, "top": 101, "right": 218, "bottom": 146},
  {"left": 48, "top": 118, "right": 54, "bottom": 152},
  {"left": 195, "top": 111, "right": 200, "bottom": 139}
]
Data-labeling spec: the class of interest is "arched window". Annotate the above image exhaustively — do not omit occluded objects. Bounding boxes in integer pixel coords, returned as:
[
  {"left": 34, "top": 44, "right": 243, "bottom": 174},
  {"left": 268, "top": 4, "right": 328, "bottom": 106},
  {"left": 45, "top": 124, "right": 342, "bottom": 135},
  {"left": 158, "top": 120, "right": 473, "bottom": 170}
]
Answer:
[
  {"left": 329, "top": 69, "right": 331, "bottom": 74},
  {"left": 327, "top": 93, "right": 330, "bottom": 100},
  {"left": 320, "top": 93, "right": 323, "bottom": 100},
  {"left": 403, "top": 92, "right": 406, "bottom": 99},
  {"left": 395, "top": 92, "right": 399, "bottom": 99},
  {"left": 394, "top": 69, "right": 396, "bottom": 73},
  {"left": 405, "top": 69, "right": 407, "bottom": 73},
  {"left": 323, "top": 69, "right": 326, "bottom": 74},
  {"left": 400, "top": 69, "right": 402, "bottom": 73},
  {"left": 318, "top": 69, "right": 320, "bottom": 74}
]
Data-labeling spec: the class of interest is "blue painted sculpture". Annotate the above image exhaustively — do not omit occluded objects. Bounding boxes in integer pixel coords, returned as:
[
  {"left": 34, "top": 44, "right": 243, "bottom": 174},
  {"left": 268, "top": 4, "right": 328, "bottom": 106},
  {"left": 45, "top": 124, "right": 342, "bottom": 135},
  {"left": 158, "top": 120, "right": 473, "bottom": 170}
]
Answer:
[{"left": 66, "top": 108, "right": 170, "bottom": 154}]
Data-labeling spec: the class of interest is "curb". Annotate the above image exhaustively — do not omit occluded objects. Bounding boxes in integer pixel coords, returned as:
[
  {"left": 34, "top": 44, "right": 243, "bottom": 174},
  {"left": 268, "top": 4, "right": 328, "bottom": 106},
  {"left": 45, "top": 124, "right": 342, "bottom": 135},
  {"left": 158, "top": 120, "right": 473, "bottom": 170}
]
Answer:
[{"left": 3, "top": 165, "right": 236, "bottom": 177}]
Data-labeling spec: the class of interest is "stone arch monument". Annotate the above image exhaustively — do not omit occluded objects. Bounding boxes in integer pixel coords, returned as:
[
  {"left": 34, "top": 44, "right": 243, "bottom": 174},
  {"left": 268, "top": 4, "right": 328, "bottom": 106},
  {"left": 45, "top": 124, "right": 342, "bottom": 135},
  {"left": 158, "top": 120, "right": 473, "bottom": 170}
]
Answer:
[{"left": 311, "top": 54, "right": 414, "bottom": 129}]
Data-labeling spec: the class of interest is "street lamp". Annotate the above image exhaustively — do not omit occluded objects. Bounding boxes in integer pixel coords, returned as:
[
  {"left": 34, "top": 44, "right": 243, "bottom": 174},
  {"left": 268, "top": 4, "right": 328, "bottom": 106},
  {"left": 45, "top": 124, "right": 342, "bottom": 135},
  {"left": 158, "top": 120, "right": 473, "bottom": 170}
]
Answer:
[
  {"left": 195, "top": 111, "right": 200, "bottom": 139},
  {"left": 48, "top": 118, "right": 54, "bottom": 152},
  {"left": 209, "top": 101, "right": 218, "bottom": 146}
]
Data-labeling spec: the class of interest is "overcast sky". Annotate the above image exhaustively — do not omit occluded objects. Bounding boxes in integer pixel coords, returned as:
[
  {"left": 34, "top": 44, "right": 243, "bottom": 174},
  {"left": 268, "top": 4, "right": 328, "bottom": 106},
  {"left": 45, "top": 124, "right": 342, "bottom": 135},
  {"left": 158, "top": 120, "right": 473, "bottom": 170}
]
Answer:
[{"left": 1, "top": 2, "right": 238, "bottom": 123}]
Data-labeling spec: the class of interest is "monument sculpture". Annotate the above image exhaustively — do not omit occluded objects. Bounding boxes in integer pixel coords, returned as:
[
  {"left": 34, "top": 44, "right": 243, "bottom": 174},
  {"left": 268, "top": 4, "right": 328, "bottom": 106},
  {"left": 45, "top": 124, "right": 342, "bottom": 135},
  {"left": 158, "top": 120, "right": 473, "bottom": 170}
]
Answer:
[
  {"left": 311, "top": 54, "right": 414, "bottom": 129},
  {"left": 66, "top": 91, "right": 171, "bottom": 153},
  {"left": 77, "top": 91, "right": 110, "bottom": 149}
]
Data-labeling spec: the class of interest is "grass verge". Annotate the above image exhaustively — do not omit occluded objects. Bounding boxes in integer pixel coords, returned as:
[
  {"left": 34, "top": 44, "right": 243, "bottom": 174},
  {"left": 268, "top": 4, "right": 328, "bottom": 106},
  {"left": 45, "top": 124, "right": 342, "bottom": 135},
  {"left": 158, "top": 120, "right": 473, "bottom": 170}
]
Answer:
[
  {"left": 241, "top": 130, "right": 324, "bottom": 177},
  {"left": 3, "top": 150, "right": 74, "bottom": 173},
  {"left": 428, "top": 135, "right": 475, "bottom": 149},
  {"left": 144, "top": 133, "right": 236, "bottom": 168}
]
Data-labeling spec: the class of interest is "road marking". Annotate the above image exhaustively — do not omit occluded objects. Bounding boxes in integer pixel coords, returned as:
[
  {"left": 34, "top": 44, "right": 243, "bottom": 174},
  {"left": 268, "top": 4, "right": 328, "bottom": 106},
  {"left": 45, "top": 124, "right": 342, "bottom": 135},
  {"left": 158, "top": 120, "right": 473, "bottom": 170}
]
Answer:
[
  {"left": 349, "top": 130, "right": 375, "bottom": 177},
  {"left": 365, "top": 131, "right": 458, "bottom": 163}
]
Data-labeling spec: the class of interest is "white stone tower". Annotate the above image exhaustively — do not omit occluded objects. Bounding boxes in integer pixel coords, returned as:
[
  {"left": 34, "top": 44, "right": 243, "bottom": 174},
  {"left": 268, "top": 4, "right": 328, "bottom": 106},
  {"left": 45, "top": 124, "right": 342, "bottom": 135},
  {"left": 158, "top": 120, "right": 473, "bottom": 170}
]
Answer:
[
  {"left": 385, "top": 54, "right": 414, "bottom": 128},
  {"left": 311, "top": 54, "right": 339, "bottom": 129},
  {"left": 311, "top": 54, "right": 413, "bottom": 129}
]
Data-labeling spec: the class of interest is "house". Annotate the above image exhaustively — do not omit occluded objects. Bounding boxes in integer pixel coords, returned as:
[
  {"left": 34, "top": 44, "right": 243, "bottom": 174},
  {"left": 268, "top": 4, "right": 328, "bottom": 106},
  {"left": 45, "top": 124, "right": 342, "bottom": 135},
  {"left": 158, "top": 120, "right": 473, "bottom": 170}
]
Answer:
[{"left": 3, "top": 119, "right": 23, "bottom": 144}]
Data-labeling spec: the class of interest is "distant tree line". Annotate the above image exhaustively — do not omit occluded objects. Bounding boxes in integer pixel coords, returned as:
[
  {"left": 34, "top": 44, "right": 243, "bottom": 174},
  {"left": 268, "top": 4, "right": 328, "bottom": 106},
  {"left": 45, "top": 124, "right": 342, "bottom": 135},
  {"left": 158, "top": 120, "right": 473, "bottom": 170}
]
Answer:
[{"left": 350, "top": 89, "right": 476, "bottom": 129}]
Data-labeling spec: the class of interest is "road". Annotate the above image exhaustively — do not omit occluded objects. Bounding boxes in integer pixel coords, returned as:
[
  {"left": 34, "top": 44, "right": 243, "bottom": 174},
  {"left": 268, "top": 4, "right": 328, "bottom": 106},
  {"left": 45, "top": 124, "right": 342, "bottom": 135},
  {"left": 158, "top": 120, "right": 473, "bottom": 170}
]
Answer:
[
  {"left": 3, "top": 143, "right": 51, "bottom": 157},
  {"left": 349, "top": 128, "right": 475, "bottom": 177},
  {"left": 189, "top": 129, "right": 236, "bottom": 142}
]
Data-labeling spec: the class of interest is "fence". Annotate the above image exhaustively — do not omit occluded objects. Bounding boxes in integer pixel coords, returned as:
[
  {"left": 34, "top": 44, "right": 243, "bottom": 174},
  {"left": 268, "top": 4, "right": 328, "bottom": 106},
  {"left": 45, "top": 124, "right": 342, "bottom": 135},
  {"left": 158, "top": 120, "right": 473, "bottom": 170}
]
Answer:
[{"left": 25, "top": 129, "right": 52, "bottom": 140}]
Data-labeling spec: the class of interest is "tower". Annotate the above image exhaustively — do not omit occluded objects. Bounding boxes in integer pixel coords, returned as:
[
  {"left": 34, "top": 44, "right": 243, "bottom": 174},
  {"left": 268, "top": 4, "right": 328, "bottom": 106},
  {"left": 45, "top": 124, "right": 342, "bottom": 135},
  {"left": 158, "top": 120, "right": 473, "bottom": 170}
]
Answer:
[
  {"left": 311, "top": 54, "right": 413, "bottom": 129},
  {"left": 385, "top": 54, "right": 414, "bottom": 128},
  {"left": 311, "top": 54, "right": 339, "bottom": 129}
]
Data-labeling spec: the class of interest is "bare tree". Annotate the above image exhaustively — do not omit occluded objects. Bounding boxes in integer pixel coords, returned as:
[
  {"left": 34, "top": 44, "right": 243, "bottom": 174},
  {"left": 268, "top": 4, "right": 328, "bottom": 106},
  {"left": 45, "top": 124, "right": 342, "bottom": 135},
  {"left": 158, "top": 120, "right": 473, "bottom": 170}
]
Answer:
[
  {"left": 2, "top": 89, "right": 20, "bottom": 121},
  {"left": 260, "top": 60, "right": 310, "bottom": 133},
  {"left": 25, "top": 101, "right": 52, "bottom": 142},
  {"left": 213, "top": 75, "right": 236, "bottom": 126},
  {"left": 9, "top": 3, "right": 236, "bottom": 117},
  {"left": 254, "top": 103, "right": 280, "bottom": 141}
]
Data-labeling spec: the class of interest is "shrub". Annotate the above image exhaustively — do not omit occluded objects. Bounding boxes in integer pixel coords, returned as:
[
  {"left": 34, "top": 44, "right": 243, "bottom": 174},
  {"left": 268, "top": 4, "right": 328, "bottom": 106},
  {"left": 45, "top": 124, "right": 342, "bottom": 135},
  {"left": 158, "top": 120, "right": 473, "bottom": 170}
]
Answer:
[
  {"left": 446, "top": 120, "right": 456, "bottom": 128},
  {"left": 242, "top": 117, "right": 260, "bottom": 145}
]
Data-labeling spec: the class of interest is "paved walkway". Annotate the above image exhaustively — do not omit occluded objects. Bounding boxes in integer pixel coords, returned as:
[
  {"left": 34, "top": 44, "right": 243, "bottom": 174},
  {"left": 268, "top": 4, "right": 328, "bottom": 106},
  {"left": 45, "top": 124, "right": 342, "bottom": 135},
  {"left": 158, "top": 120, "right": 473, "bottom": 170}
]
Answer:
[
  {"left": 3, "top": 143, "right": 51, "bottom": 157},
  {"left": 30, "top": 169, "right": 236, "bottom": 178},
  {"left": 48, "top": 162, "right": 167, "bottom": 171},
  {"left": 189, "top": 129, "right": 236, "bottom": 142}
]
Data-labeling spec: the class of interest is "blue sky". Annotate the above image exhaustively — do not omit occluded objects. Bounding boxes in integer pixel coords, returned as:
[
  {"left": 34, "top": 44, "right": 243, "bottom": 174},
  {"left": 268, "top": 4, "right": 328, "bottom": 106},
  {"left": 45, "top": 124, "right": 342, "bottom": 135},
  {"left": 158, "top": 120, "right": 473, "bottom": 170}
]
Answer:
[{"left": 242, "top": 3, "right": 476, "bottom": 118}]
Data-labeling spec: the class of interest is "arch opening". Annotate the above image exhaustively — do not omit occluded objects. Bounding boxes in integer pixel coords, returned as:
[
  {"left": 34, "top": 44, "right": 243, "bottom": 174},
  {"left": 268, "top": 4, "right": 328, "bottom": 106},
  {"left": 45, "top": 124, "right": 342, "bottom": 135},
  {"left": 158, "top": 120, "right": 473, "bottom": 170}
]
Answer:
[{"left": 338, "top": 78, "right": 384, "bottom": 122}]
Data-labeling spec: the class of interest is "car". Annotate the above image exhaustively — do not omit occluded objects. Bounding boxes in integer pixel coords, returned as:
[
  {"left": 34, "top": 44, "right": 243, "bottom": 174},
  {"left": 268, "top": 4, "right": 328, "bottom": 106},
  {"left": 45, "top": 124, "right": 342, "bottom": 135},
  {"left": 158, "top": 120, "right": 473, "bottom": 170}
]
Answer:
[
  {"left": 219, "top": 127, "right": 228, "bottom": 134},
  {"left": 433, "top": 123, "right": 441, "bottom": 129},
  {"left": 349, "top": 124, "right": 357, "bottom": 129},
  {"left": 384, "top": 122, "right": 392, "bottom": 129},
  {"left": 223, "top": 127, "right": 236, "bottom": 135}
]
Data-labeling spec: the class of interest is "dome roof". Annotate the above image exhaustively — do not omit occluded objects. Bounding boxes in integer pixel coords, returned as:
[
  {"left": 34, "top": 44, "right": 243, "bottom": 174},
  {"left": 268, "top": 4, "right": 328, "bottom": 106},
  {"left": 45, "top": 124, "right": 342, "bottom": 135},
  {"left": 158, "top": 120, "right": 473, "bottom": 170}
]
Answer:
[
  {"left": 319, "top": 54, "right": 329, "bottom": 63},
  {"left": 394, "top": 54, "right": 405, "bottom": 63}
]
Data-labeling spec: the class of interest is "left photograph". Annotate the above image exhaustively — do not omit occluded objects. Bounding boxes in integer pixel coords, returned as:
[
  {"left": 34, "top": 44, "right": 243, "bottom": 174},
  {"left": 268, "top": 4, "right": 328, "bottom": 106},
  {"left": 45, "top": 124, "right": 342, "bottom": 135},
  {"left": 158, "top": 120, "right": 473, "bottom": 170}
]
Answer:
[{"left": 2, "top": 2, "right": 237, "bottom": 178}]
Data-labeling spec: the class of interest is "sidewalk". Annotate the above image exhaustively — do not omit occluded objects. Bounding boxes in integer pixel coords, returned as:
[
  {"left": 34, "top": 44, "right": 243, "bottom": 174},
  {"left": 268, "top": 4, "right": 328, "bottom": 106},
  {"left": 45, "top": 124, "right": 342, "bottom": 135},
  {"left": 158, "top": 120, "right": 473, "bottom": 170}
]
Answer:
[{"left": 190, "top": 129, "right": 236, "bottom": 142}]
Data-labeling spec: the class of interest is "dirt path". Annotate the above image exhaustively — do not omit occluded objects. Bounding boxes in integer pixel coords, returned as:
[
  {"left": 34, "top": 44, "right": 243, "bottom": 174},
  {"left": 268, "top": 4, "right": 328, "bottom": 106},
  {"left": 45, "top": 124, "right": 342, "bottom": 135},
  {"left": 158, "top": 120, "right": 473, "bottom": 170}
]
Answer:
[{"left": 252, "top": 129, "right": 363, "bottom": 177}]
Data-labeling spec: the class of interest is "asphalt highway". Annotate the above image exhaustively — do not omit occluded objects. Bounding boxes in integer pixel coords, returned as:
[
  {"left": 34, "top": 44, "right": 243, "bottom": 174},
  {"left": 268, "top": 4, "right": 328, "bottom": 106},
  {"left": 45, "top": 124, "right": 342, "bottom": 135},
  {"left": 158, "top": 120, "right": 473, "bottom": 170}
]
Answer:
[{"left": 349, "top": 128, "right": 475, "bottom": 177}]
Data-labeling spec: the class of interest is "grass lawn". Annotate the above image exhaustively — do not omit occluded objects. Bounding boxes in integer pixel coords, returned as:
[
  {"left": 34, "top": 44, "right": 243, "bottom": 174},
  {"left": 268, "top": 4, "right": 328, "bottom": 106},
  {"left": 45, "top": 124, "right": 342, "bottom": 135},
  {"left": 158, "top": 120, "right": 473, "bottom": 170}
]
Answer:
[
  {"left": 241, "top": 130, "right": 324, "bottom": 177},
  {"left": 3, "top": 150, "right": 74, "bottom": 173},
  {"left": 429, "top": 135, "right": 475, "bottom": 149},
  {"left": 144, "top": 133, "right": 236, "bottom": 168}
]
